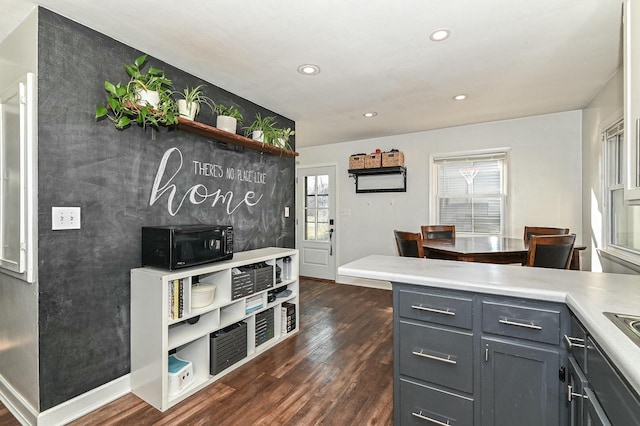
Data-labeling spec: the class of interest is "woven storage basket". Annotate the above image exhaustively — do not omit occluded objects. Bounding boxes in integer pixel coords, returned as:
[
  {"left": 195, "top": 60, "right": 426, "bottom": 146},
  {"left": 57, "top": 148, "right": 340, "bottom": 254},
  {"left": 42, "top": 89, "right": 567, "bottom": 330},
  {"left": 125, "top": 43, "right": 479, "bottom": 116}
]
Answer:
[
  {"left": 365, "top": 153, "right": 382, "bottom": 168},
  {"left": 349, "top": 154, "right": 366, "bottom": 170},
  {"left": 382, "top": 151, "right": 404, "bottom": 167}
]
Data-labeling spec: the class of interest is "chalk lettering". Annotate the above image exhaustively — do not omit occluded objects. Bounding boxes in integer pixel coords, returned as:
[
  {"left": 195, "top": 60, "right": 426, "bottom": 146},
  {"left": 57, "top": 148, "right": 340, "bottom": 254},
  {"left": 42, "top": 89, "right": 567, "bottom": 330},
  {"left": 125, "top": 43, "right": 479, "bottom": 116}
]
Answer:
[
  {"left": 150, "top": 148, "right": 264, "bottom": 216},
  {"left": 192, "top": 160, "right": 223, "bottom": 178}
]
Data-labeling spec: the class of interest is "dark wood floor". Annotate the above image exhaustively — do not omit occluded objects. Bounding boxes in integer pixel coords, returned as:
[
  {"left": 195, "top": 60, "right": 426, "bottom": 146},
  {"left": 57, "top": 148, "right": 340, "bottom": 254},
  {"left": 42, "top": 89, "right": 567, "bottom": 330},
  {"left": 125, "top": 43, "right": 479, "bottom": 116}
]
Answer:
[{"left": 0, "top": 279, "right": 393, "bottom": 425}]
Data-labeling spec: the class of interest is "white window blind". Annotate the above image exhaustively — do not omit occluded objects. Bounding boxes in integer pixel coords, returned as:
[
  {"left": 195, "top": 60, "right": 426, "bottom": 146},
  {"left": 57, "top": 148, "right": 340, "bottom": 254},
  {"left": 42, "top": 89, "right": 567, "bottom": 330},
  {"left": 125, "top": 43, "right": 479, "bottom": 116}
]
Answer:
[{"left": 433, "top": 151, "right": 507, "bottom": 235}]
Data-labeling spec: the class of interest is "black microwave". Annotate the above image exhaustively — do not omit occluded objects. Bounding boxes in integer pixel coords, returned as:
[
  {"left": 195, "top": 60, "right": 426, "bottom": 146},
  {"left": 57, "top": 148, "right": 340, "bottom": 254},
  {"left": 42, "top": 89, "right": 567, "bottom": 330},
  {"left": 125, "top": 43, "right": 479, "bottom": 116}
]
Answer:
[{"left": 141, "top": 225, "right": 233, "bottom": 270}]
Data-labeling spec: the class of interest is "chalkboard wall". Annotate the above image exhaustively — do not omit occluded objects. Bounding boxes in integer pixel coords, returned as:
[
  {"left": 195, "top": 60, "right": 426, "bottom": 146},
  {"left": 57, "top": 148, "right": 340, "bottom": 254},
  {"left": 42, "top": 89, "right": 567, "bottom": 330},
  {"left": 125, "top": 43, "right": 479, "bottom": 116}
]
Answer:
[{"left": 37, "top": 8, "right": 295, "bottom": 410}]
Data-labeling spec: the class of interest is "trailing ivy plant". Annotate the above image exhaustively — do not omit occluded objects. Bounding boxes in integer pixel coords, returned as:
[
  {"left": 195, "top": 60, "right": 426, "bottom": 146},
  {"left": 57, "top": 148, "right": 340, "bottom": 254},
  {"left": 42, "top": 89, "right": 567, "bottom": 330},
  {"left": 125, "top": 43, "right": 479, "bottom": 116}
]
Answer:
[{"left": 95, "top": 54, "right": 178, "bottom": 130}]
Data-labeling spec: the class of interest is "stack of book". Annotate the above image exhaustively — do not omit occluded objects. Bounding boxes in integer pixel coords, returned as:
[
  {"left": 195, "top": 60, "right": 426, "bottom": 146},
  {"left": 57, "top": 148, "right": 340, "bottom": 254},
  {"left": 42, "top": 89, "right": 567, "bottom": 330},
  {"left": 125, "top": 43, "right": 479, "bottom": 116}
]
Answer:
[
  {"left": 245, "top": 294, "right": 264, "bottom": 314},
  {"left": 168, "top": 278, "right": 185, "bottom": 320},
  {"left": 281, "top": 302, "right": 296, "bottom": 334}
]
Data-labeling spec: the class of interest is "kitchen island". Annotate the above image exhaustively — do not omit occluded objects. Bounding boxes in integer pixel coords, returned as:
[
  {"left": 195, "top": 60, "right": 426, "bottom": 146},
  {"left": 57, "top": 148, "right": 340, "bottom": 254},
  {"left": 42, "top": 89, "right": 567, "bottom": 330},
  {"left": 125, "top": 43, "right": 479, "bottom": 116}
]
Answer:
[{"left": 338, "top": 255, "right": 640, "bottom": 425}]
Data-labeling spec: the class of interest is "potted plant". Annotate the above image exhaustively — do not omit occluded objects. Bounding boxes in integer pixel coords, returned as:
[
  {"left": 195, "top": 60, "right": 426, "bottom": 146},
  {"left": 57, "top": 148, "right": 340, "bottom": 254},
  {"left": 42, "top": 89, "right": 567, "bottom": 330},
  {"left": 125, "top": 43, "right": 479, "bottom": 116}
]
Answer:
[
  {"left": 175, "top": 85, "right": 215, "bottom": 121},
  {"left": 242, "top": 114, "right": 277, "bottom": 143},
  {"left": 214, "top": 104, "right": 243, "bottom": 133},
  {"left": 95, "top": 55, "right": 178, "bottom": 130},
  {"left": 125, "top": 54, "right": 173, "bottom": 108},
  {"left": 274, "top": 127, "right": 295, "bottom": 150}
]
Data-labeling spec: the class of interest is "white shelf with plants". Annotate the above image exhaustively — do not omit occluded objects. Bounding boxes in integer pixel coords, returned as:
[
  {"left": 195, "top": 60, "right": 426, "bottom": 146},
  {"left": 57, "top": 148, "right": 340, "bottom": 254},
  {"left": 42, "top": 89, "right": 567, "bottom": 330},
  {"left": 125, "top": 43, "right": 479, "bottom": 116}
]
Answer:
[{"left": 130, "top": 247, "right": 299, "bottom": 412}]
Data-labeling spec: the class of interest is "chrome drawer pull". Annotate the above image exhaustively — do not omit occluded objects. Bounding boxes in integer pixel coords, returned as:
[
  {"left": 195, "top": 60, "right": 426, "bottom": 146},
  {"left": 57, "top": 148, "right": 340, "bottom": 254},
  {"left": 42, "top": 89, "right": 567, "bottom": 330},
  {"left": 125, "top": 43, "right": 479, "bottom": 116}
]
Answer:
[
  {"left": 411, "top": 411, "right": 451, "bottom": 425},
  {"left": 412, "top": 349, "right": 457, "bottom": 365},
  {"left": 567, "top": 385, "right": 588, "bottom": 402},
  {"left": 564, "top": 335, "right": 585, "bottom": 348},
  {"left": 411, "top": 305, "right": 455, "bottom": 316},
  {"left": 498, "top": 318, "right": 542, "bottom": 330}
]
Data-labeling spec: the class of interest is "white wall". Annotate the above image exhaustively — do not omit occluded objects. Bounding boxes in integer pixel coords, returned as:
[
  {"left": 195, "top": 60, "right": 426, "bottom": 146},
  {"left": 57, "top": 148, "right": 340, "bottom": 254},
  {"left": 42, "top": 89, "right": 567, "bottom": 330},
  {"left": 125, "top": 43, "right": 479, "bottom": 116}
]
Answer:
[
  {"left": 298, "top": 111, "right": 583, "bottom": 280},
  {"left": 0, "top": 8, "right": 40, "bottom": 415},
  {"left": 582, "top": 67, "right": 640, "bottom": 275}
]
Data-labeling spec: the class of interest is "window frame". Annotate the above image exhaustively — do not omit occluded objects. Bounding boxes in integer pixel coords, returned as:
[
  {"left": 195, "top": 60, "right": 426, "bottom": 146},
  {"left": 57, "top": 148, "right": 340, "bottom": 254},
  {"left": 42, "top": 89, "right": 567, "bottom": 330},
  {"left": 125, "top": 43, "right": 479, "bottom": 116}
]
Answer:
[
  {"left": 602, "top": 118, "right": 640, "bottom": 265},
  {"left": 429, "top": 148, "right": 509, "bottom": 236}
]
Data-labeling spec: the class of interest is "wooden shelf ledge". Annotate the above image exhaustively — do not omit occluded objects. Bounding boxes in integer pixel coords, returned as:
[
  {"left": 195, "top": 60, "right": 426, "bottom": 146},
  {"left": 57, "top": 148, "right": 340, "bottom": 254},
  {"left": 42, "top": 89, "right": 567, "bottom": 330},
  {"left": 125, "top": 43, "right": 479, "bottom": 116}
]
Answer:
[{"left": 176, "top": 117, "right": 299, "bottom": 157}]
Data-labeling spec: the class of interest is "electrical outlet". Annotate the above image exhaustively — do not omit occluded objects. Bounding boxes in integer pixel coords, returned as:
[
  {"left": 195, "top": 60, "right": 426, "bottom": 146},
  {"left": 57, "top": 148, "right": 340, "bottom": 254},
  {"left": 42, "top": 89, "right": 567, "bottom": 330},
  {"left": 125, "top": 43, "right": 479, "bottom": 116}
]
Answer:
[
  {"left": 284, "top": 206, "right": 290, "bottom": 217},
  {"left": 52, "top": 207, "right": 81, "bottom": 230}
]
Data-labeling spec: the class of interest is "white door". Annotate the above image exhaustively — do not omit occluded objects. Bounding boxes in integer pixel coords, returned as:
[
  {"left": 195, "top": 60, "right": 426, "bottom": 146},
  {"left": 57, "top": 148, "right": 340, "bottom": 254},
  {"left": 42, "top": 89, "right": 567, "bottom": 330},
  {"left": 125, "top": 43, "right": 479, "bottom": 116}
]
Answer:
[{"left": 296, "top": 166, "right": 336, "bottom": 280}]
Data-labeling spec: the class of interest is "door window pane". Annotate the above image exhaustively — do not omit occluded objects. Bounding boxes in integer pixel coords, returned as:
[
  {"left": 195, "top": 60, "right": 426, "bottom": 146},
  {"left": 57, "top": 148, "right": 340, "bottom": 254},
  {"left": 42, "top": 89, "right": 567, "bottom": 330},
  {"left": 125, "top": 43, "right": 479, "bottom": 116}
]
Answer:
[
  {"left": 304, "top": 174, "right": 330, "bottom": 241},
  {"left": 305, "top": 195, "right": 316, "bottom": 208},
  {"left": 317, "top": 175, "right": 329, "bottom": 194},
  {"left": 306, "top": 176, "right": 316, "bottom": 195}
]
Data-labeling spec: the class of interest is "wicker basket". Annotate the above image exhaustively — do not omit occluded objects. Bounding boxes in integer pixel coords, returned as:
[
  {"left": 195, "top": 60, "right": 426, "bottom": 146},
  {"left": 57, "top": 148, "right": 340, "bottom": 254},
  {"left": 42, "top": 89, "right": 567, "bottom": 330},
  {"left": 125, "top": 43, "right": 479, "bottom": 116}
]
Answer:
[
  {"left": 382, "top": 151, "right": 404, "bottom": 167},
  {"left": 349, "top": 154, "right": 366, "bottom": 170},
  {"left": 365, "top": 153, "right": 382, "bottom": 168}
]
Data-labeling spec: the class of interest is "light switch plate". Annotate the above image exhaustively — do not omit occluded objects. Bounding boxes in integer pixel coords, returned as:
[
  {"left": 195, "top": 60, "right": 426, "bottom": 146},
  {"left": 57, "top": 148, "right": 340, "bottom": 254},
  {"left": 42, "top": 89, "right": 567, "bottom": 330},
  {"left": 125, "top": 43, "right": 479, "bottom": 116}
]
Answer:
[
  {"left": 52, "top": 207, "right": 81, "bottom": 230},
  {"left": 285, "top": 206, "right": 290, "bottom": 217}
]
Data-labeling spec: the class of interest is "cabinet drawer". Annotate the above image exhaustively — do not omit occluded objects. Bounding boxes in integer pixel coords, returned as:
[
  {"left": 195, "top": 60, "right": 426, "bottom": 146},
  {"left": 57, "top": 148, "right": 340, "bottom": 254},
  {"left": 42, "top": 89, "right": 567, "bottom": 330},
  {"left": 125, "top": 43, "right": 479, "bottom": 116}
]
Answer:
[
  {"left": 399, "top": 320, "right": 473, "bottom": 393},
  {"left": 482, "top": 301, "right": 561, "bottom": 344},
  {"left": 399, "top": 378, "right": 473, "bottom": 425},
  {"left": 398, "top": 288, "right": 473, "bottom": 329}
]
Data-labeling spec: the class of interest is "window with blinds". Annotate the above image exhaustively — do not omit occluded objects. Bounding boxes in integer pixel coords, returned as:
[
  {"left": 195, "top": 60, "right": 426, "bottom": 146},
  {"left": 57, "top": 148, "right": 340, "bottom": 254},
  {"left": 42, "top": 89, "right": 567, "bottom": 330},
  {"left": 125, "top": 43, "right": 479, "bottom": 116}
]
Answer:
[{"left": 433, "top": 151, "right": 507, "bottom": 235}]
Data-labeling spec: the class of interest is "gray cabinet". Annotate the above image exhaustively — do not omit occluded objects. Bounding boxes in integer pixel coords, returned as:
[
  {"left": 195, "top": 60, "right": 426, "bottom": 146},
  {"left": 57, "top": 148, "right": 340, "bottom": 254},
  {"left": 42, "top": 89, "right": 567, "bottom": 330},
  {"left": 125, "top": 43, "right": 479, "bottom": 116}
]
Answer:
[
  {"left": 565, "top": 313, "right": 640, "bottom": 426},
  {"left": 481, "top": 337, "right": 562, "bottom": 426},
  {"left": 393, "top": 283, "right": 569, "bottom": 426}
]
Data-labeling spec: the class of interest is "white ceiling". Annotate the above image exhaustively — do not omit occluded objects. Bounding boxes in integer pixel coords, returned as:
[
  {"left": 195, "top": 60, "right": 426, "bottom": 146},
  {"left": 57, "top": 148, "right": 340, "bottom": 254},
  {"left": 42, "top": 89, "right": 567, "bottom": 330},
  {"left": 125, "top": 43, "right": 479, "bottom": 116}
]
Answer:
[{"left": 0, "top": 0, "right": 623, "bottom": 148}]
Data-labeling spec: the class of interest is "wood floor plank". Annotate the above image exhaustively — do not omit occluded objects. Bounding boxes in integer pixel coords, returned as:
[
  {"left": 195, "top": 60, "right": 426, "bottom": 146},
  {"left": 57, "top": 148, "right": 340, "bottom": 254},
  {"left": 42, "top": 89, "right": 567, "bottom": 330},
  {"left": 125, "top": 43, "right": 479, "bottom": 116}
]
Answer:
[{"left": 0, "top": 279, "right": 393, "bottom": 425}]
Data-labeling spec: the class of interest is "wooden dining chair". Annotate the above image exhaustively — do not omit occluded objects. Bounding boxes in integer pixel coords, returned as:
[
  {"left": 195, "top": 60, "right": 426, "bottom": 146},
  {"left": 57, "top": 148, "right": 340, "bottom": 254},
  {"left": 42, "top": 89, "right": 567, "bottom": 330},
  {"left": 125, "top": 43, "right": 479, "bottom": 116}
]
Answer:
[
  {"left": 394, "top": 230, "right": 425, "bottom": 258},
  {"left": 523, "top": 226, "right": 570, "bottom": 241},
  {"left": 525, "top": 234, "right": 576, "bottom": 269},
  {"left": 421, "top": 225, "right": 455, "bottom": 241}
]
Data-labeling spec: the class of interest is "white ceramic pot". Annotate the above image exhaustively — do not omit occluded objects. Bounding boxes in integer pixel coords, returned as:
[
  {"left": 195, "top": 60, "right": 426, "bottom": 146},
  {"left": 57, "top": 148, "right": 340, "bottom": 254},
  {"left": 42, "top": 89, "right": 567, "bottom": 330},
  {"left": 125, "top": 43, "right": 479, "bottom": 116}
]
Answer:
[
  {"left": 134, "top": 89, "right": 160, "bottom": 108},
  {"left": 177, "top": 99, "right": 199, "bottom": 120},
  {"left": 252, "top": 130, "right": 264, "bottom": 142},
  {"left": 191, "top": 284, "right": 216, "bottom": 308},
  {"left": 216, "top": 115, "right": 238, "bottom": 133}
]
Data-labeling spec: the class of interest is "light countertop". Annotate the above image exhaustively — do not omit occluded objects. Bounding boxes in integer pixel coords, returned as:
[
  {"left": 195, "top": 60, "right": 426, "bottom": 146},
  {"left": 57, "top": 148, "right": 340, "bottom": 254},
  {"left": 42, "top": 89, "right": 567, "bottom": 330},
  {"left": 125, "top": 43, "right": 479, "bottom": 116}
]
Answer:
[{"left": 338, "top": 255, "right": 640, "bottom": 394}]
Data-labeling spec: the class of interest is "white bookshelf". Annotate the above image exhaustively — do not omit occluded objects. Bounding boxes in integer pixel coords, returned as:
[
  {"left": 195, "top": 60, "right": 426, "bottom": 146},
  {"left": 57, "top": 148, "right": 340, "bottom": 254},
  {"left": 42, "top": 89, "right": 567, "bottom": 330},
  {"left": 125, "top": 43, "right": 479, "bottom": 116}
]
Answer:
[{"left": 130, "top": 247, "right": 299, "bottom": 411}]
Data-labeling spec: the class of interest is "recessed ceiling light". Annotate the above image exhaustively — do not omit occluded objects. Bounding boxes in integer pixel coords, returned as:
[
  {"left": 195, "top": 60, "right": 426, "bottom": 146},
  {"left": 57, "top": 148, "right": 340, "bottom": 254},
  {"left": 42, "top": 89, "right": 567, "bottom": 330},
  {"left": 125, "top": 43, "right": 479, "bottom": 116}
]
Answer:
[
  {"left": 363, "top": 112, "right": 378, "bottom": 118},
  {"left": 297, "top": 64, "right": 320, "bottom": 75},
  {"left": 430, "top": 28, "right": 451, "bottom": 42},
  {"left": 453, "top": 94, "right": 467, "bottom": 101}
]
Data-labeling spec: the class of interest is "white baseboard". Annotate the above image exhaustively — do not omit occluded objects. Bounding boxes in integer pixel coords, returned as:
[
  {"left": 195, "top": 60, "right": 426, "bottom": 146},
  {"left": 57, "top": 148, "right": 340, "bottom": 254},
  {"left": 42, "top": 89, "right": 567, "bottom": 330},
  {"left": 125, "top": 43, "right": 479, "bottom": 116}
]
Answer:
[
  {"left": 0, "top": 374, "right": 38, "bottom": 426},
  {"left": 37, "top": 374, "right": 131, "bottom": 426},
  {"left": 336, "top": 275, "right": 392, "bottom": 290},
  {"left": 1, "top": 372, "right": 132, "bottom": 426}
]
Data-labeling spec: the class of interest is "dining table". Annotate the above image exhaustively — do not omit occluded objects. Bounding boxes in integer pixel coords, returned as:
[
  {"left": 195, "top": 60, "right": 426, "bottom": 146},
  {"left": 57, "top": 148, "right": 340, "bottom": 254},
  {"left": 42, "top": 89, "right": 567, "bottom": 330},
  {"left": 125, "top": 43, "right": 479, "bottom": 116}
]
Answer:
[{"left": 422, "top": 236, "right": 586, "bottom": 270}]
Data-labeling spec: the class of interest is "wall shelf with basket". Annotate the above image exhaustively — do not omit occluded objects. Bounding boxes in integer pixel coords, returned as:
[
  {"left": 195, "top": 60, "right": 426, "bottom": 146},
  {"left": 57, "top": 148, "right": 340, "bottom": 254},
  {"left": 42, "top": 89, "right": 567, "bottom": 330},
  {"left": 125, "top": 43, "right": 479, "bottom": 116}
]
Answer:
[
  {"left": 130, "top": 247, "right": 299, "bottom": 412},
  {"left": 348, "top": 151, "right": 407, "bottom": 193}
]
